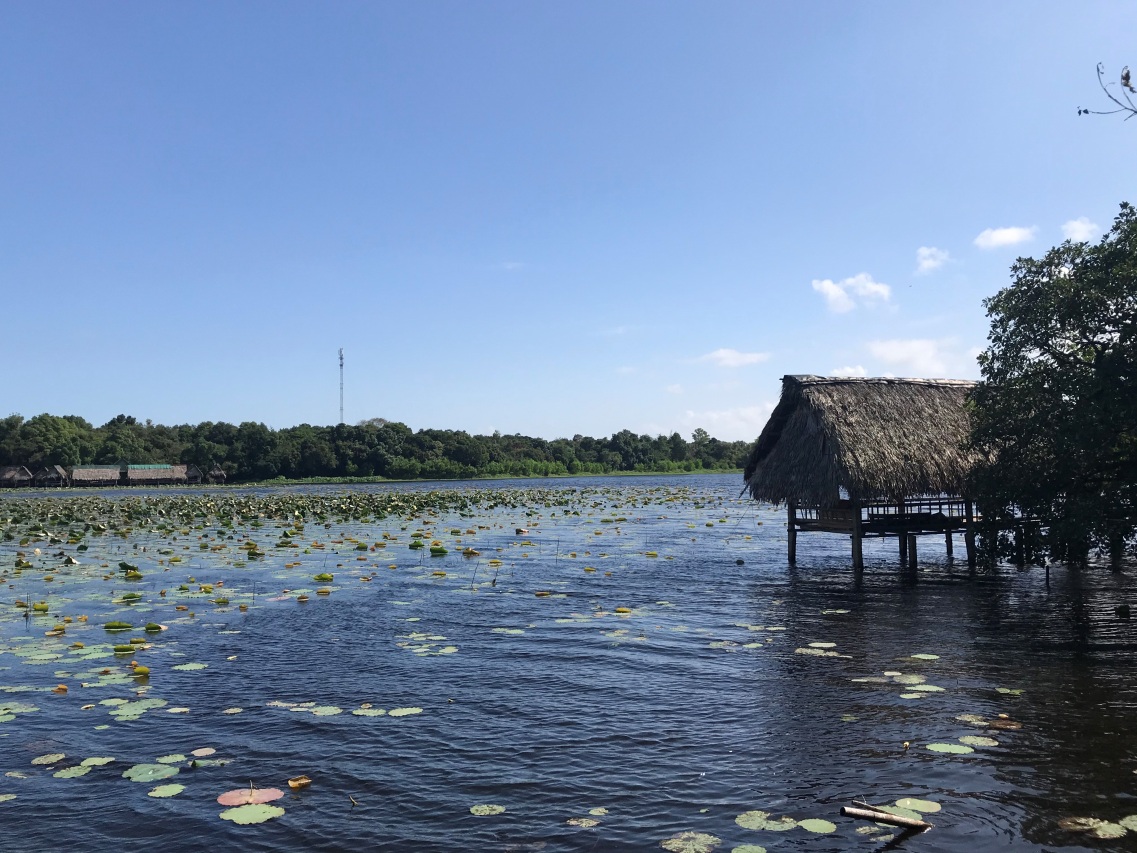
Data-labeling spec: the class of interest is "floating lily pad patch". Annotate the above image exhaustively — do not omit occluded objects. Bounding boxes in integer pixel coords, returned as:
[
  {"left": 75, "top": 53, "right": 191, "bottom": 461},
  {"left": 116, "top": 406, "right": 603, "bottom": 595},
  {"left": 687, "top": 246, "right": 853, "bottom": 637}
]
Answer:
[
  {"left": 470, "top": 804, "right": 505, "bottom": 815},
  {"left": 798, "top": 818, "right": 836, "bottom": 833},
  {"left": 217, "top": 787, "right": 284, "bottom": 806},
  {"left": 0, "top": 794, "right": 15, "bottom": 803},
  {"left": 172, "top": 663, "right": 207, "bottom": 671},
  {"left": 148, "top": 783, "right": 185, "bottom": 798},
  {"left": 219, "top": 803, "right": 285, "bottom": 825},
  {"left": 388, "top": 707, "right": 423, "bottom": 717},
  {"left": 53, "top": 765, "right": 91, "bottom": 779},
  {"left": 567, "top": 817, "right": 600, "bottom": 827},
  {"left": 910, "top": 653, "right": 940, "bottom": 660},
  {"left": 735, "top": 810, "right": 797, "bottom": 831},
  {"left": 31, "top": 753, "right": 65, "bottom": 765},
  {"left": 729, "top": 846, "right": 767, "bottom": 853},
  {"left": 1058, "top": 817, "right": 1129, "bottom": 839},
  {"left": 959, "top": 735, "right": 999, "bottom": 747},
  {"left": 123, "top": 763, "right": 179, "bottom": 782},
  {"left": 156, "top": 754, "right": 186, "bottom": 764},
  {"left": 926, "top": 743, "right": 974, "bottom": 755},
  {"left": 80, "top": 757, "right": 114, "bottom": 767},
  {"left": 895, "top": 798, "right": 942, "bottom": 813}
]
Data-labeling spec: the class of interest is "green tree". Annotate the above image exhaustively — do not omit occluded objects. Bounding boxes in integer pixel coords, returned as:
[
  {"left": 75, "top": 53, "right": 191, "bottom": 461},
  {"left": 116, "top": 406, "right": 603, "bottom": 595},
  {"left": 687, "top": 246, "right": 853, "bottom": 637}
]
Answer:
[{"left": 970, "top": 202, "right": 1137, "bottom": 565}]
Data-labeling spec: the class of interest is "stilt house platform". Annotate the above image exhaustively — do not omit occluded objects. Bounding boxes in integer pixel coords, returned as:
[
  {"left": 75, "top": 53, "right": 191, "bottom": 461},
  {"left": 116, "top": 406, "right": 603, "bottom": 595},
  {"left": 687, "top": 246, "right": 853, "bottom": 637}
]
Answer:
[{"left": 743, "top": 375, "right": 979, "bottom": 569}]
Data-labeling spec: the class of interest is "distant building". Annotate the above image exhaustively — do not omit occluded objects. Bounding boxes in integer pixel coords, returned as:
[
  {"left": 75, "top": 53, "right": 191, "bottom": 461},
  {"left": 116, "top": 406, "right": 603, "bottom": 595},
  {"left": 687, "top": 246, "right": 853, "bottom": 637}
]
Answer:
[
  {"left": 173, "top": 464, "right": 203, "bottom": 485},
  {"left": 125, "top": 464, "right": 176, "bottom": 486},
  {"left": 34, "top": 465, "right": 69, "bottom": 487},
  {"left": 207, "top": 464, "right": 227, "bottom": 484},
  {"left": 0, "top": 466, "right": 33, "bottom": 488},
  {"left": 70, "top": 465, "right": 123, "bottom": 487}
]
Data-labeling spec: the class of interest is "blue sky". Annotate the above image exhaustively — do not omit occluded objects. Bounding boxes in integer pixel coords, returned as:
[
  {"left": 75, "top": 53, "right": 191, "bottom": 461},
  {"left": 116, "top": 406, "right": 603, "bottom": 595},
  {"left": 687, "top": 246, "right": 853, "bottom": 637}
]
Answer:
[{"left": 3, "top": 2, "right": 1135, "bottom": 441}]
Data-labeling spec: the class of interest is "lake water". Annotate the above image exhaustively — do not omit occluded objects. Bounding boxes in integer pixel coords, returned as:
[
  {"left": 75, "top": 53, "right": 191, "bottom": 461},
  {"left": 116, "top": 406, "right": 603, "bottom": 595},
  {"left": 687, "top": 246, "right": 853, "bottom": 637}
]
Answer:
[{"left": 1, "top": 473, "right": 1136, "bottom": 851}]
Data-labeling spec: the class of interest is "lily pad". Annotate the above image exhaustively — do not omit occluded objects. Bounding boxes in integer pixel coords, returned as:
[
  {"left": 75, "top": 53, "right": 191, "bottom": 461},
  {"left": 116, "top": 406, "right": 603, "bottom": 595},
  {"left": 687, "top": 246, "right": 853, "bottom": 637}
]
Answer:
[
  {"left": 470, "top": 804, "right": 505, "bottom": 815},
  {"left": 895, "top": 798, "right": 942, "bottom": 813},
  {"left": 735, "top": 810, "right": 797, "bottom": 831},
  {"left": 567, "top": 817, "right": 600, "bottom": 827},
  {"left": 730, "top": 847, "right": 767, "bottom": 853},
  {"left": 172, "top": 662, "right": 207, "bottom": 671},
  {"left": 0, "top": 794, "right": 15, "bottom": 803},
  {"left": 217, "top": 787, "right": 284, "bottom": 806},
  {"left": 80, "top": 757, "right": 114, "bottom": 767},
  {"left": 31, "top": 753, "right": 65, "bottom": 765},
  {"left": 53, "top": 766, "right": 91, "bottom": 779},
  {"left": 910, "top": 653, "right": 940, "bottom": 660},
  {"left": 148, "top": 783, "right": 185, "bottom": 798},
  {"left": 156, "top": 754, "right": 186, "bottom": 764},
  {"left": 388, "top": 707, "right": 423, "bottom": 717},
  {"left": 661, "top": 832, "right": 721, "bottom": 852},
  {"left": 959, "top": 735, "right": 999, "bottom": 748},
  {"left": 798, "top": 818, "right": 836, "bottom": 833},
  {"left": 926, "top": 743, "right": 974, "bottom": 755},
  {"left": 123, "top": 763, "right": 179, "bottom": 782},
  {"left": 219, "top": 803, "right": 285, "bottom": 825}
]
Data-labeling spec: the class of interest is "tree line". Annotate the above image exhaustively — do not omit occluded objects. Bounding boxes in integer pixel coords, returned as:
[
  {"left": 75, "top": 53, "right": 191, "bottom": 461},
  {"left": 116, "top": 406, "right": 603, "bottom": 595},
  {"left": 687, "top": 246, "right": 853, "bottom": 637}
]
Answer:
[{"left": 0, "top": 415, "right": 749, "bottom": 482}]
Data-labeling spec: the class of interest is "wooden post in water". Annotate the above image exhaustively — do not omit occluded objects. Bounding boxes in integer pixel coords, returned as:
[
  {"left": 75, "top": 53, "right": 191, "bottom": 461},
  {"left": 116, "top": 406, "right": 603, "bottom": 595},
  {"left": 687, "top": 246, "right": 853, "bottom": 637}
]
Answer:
[
  {"left": 945, "top": 531, "right": 954, "bottom": 558},
  {"left": 907, "top": 534, "right": 918, "bottom": 567},
  {"left": 1014, "top": 525, "right": 1025, "bottom": 566},
  {"left": 851, "top": 500, "right": 864, "bottom": 571},
  {"left": 964, "top": 499, "right": 977, "bottom": 573},
  {"left": 897, "top": 500, "right": 907, "bottom": 566},
  {"left": 787, "top": 502, "right": 797, "bottom": 565}
]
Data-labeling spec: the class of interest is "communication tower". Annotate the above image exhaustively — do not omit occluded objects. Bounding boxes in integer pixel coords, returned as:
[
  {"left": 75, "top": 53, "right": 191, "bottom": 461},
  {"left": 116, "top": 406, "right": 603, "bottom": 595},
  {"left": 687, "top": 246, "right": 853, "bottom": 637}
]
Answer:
[{"left": 339, "top": 348, "right": 344, "bottom": 425}]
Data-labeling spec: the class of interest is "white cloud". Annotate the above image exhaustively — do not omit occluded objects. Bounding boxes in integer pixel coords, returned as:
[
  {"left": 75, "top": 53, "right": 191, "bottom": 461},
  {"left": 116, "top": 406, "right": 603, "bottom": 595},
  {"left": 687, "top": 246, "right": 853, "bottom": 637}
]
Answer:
[
  {"left": 915, "top": 246, "right": 949, "bottom": 274},
  {"left": 1062, "top": 217, "right": 1098, "bottom": 242},
  {"left": 811, "top": 273, "right": 891, "bottom": 313},
  {"left": 973, "top": 226, "right": 1036, "bottom": 249},
  {"left": 831, "top": 365, "right": 867, "bottom": 377},
  {"left": 680, "top": 403, "right": 777, "bottom": 442},
  {"left": 697, "top": 348, "right": 770, "bottom": 368},
  {"left": 665, "top": 384, "right": 683, "bottom": 394}
]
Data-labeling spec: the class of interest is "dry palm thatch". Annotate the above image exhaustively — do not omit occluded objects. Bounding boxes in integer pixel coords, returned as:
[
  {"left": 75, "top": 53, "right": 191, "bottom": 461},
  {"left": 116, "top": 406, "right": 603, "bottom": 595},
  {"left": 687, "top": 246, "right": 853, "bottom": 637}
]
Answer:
[
  {"left": 34, "top": 465, "right": 69, "bottom": 486},
  {"left": 126, "top": 465, "right": 175, "bottom": 484},
  {"left": 743, "top": 375, "right": 977, "bottom": 507},
  {"left": 70, "top": 465, "right": 123, "bottom": 485},
  {"left": 0, "top": 466, "right": 32, "bottom": 486}
]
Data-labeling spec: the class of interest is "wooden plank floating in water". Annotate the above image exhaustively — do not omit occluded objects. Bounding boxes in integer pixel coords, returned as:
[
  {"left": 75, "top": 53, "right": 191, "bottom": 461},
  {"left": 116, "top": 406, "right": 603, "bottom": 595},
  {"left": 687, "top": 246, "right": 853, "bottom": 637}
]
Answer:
[{"left": 840, "top": 804, "right": 932, "bottom": 830}]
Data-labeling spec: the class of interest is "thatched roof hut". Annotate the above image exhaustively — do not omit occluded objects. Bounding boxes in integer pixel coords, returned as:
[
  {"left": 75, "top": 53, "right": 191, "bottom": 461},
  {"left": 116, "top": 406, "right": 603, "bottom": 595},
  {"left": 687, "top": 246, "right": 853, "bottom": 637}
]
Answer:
[
  {"left": 0, "top": 466, "right": 33, "bottom": 487},
  {"left": 71, "top": 465, "right": 122, "bottom": 486},
  {"left": 126, "top": 465, "right": 176, "bottom": 485},
  {"left": 206, "top": 464, "right": 227, "bottom": 484},
  {"left": 172, "top": 464, "right": 202, "bottom": 485},
  {"left": 34, "top": 465, "right": 69, "bottom": 487},
  {"left": 743, "top": 375, "right": 977, "bottom": 508}
]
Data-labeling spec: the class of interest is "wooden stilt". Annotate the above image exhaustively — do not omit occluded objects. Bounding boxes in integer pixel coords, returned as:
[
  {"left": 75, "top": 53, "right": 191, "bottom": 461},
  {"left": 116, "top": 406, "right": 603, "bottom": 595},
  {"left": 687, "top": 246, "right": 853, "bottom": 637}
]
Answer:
[
  {"left": 945, "top": 531, "right": 954, "bottom": 557},
  {"left": 851, "top": 499, "right": 863, "bottom": 571},
  {"left": 907, "top": 534, "right": 918, "bottom": 566},
  {"left": 1014, "top": 526, "right": 1025, "bottom": 566},
  {"left": 787, "top": 502, "right": 797, "bottom": 565},
  {"left": 964, "top": 499, "right": 977, "bottom": 572}
]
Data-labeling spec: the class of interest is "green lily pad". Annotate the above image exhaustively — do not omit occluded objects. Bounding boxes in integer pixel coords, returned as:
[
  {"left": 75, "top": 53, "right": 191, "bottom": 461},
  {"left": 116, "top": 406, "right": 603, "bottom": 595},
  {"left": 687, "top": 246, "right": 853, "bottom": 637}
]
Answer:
[
  {"left": 470, "top": 804, "right": 505, "bottom": 815},
  {"left": 123, "top": 763, "right": 179, "bottom": 782},
  {"left": 148, "top": 783, "right": 185, "bottom": 798},
  {"left": 388, "top": 707, "right": 423, "bottom": 717},
  {"left": 310, "top": 706, "right": 342, "bottom": 716},
  {"left": 661, "top": 832, "right": 721, "bottom": 852},
  {"left": 0, "top": 794, "right": 15, "bottom": 803},
  {"left": 53, "top": 766, "right": 91, "bottom": 779},
  {"left": 351, "top": 708, "right": 387, "bottom": 717},
  {"left": 798, "top": 818, "right": 836, "bottom": 833},
  {"left": 172, "top": 662, "right": 207, "bottom": 671},
  {"left": 31, "top": 753, "right": 65, "bottom": 765},
  {"left": 219, "top": 803, "right": 285, "bottom": 825},
  {"left": 735, "top": 810, "right": 797, "bottom": 831},
  {"left": 959, "top": 735, "right": 998, "bottom": 747},
  {"left": 910, "top": 653, "right": 939, "bottom": 660},
  {"left": 156, "top": 754, "right": 186, "bottom": 764},
  {"left": 80, "top": 757, "right": 114, "bottom": 767},
  {"left": 1119, "top": 815, "right": 1137, "bottom": 831},
  {"left": 895, "top": 798, "right": 942, "bottom": 813},
  {"left": 926, "top": 743, "right": 974, "bottom": 754},
  {"left": 730, "top": 846, "right": 767, "bottom": 853}
]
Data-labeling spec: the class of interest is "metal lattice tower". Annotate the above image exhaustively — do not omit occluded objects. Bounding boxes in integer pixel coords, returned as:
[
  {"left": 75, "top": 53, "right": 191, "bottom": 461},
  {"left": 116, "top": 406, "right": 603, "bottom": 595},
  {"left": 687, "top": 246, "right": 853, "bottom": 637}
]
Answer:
[{"left": 338, "top": 348, "right": 344, "bottom": 425}]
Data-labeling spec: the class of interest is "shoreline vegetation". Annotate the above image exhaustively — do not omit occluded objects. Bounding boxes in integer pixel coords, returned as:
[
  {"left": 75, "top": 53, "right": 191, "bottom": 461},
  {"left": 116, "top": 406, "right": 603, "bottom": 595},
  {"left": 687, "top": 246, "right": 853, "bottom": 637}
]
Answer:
[{"left": 0, "top": 414, "right": 750, "bottom": 485}]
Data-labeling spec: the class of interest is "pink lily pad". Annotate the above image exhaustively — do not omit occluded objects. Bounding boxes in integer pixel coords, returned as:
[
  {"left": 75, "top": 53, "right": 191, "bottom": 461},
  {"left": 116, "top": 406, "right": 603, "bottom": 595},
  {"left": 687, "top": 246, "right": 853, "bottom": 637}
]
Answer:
[{"left": 217, "top": 786, "right": 285, "bottom": 806}]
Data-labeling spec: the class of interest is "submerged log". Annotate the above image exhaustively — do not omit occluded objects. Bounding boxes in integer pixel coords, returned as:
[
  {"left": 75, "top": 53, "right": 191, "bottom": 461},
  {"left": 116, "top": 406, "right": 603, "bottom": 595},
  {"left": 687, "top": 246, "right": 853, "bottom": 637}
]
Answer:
[{"left": 841, "top": 805, "right": 932, "bottom": 830}]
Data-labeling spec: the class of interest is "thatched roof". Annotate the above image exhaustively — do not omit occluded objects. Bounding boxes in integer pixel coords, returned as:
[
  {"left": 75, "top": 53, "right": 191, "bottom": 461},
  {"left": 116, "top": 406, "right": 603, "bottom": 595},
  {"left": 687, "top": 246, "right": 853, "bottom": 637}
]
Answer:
[
  {"left": 71, "top": 466, "right": 122, "bottom": 483},
  {"left": 34, "top": 465, "right": 68, "bottom": 483},
  {"left": 743, "top": 375, "right": 977, "bottom": 507},
  {"left": 126, "top": 465, "right": 175, "bottom": 483},
  {"left": 0, "top": 466, "right": 32, "bottom": 484}
]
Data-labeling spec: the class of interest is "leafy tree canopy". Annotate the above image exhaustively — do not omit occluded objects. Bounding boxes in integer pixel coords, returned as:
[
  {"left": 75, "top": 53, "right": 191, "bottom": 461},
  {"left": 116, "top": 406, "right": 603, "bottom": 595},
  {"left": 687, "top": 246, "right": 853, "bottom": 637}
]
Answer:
[{"left": 970, "top": 202, "right": 1137, "bottom": 562}]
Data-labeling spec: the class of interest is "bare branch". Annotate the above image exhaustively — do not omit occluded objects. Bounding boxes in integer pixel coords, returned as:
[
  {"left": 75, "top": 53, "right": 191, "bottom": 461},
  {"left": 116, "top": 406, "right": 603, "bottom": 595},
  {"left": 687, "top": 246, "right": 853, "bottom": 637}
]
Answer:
[{"left": 1079, "top": 62, "right": 1137, "bottom": 119}]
